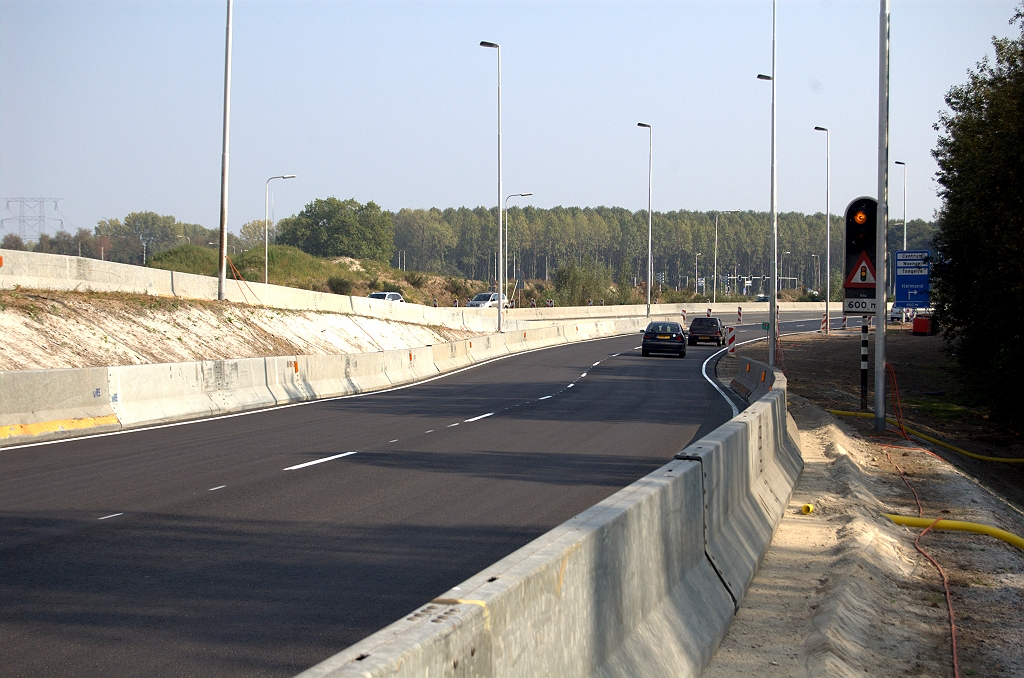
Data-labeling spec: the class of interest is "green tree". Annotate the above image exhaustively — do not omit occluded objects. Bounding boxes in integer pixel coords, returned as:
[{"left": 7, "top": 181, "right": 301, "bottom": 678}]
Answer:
[
  {"left": 931, "top": 4, "right": 1024, "bottom": 420},
  {"left": 239, "top": 219, "right": 274, "bottom": 251},
  {"left": 277, "top": 197, "right": 393, "bottom": 261}
]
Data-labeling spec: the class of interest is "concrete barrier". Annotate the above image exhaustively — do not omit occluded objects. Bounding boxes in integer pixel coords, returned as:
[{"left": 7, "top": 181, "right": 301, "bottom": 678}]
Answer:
[
  {"left": 0, "top": 367, "right": 119, "bottom": 442},
  {"left": 292, "top": 359, "right": 801, "bottom": 678},
  {"left": 1, "top": 249, "right": 826, "bottom": 334},
  {"left": 729, "top": 356, "right": 775, "bottom": 402},
  {"left": 296, "top": 458, "right": 735, "bottom": 678}
]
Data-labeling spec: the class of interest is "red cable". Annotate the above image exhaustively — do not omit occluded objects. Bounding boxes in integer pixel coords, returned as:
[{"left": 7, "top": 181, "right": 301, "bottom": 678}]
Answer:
[{"left": 882, "top": 447, "right": 960, "bottom": 678}]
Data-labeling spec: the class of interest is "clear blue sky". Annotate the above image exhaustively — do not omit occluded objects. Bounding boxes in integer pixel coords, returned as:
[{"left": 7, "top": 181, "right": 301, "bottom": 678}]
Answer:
[{"left": 1, "top": 0, "right": 1019, "bottom": 239}]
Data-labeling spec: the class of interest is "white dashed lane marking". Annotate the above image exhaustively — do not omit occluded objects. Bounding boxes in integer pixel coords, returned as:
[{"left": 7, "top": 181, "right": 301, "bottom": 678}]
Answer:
[
  {"left": 464, "top": 412, "right": 494, "bottom": 423},
  {"left": 209, "top": 485, "right": 226, "bottom": 491},
  {"left": 98, "top": 513, "right": 123, "bottom": 520},
  {"left": 284, "top": 451, "right": 358, "bottom": 471}
]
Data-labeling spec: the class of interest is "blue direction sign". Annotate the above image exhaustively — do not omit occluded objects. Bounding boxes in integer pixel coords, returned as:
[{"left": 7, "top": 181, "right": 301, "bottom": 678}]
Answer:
[{"left": 893, "top": 250, "right": 931, "bottom": 309}]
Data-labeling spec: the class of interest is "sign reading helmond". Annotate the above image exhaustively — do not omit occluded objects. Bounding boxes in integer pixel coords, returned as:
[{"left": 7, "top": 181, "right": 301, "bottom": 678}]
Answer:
[{"left": 893, "top": 250, "right": 931, "bottom": 309}]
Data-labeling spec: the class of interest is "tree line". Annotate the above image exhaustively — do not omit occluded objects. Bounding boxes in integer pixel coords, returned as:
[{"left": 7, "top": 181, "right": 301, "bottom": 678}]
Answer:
[{"left": 2, "top": 199, "right": 935, "bottom": 300}]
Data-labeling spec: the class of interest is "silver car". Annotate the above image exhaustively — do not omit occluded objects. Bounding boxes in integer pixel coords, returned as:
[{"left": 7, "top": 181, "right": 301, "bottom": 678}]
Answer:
[
  {"left": 368, "top": 291, "right": 405, "bottom": 302},
  {"left": 466, "top": 292, "right": 508, "bottom": 308}
]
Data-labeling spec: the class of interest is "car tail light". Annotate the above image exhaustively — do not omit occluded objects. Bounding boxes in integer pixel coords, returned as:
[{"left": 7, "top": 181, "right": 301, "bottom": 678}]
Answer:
[
  {"left": 644, "top": 333, "right": 652, "bottom": 339},
  {"left": 675, "top": 334, "right": 683, "bottom": 341}
]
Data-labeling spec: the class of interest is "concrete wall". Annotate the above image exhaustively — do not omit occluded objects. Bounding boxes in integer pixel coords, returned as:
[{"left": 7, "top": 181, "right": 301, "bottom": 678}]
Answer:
[
  {"left": 0, "top": 317, "right": 650, "bottom": 447},
  {"left": 293, "top": 361, "right": 802, "bottom": 678},
  {"left": 0, "top": 248, "right": 825, "bottom": 333}
]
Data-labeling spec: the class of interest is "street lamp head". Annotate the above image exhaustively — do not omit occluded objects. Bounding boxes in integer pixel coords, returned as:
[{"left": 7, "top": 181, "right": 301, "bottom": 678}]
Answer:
[
  {"left": 283, "top": 174, "right": 297, "bottom": 179},
  {"left": 637, "top": 122, "right": 651, "bottom": 128},
  {"left": 757, "top": 74, "right": 772, "bottom": 80},
  {"left": 813, "top": 126, "right": 828, "bottom": 132},
  {"left": 520, "top": 192, "right": 533, "bottom": 197},
  {"left": 894, "top": 160, "right": 905, "bottom": 166},
  {"left": 480, "top": 41, "right": 498, "bottom": 48}
]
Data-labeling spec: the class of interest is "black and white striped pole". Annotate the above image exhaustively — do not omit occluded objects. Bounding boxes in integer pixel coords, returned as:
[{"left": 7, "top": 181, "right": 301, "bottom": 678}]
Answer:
[{"left": 861, "top": 319, "right": 869, "bottom": 410}]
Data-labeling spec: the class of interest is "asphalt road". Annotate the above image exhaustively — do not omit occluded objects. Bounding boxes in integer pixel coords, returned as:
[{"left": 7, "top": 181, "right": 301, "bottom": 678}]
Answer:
[{"left": 0, "top": 313, "right": 824, "bottom": 678}]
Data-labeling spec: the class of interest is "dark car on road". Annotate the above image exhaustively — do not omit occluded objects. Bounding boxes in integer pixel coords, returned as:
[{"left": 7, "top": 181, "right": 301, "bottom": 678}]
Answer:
[
  {"left": 688, "top": 317, "right": 725, "bottom": 346},
  {"left": 641, "top": 321, "right": 687, "bottom": 357}
]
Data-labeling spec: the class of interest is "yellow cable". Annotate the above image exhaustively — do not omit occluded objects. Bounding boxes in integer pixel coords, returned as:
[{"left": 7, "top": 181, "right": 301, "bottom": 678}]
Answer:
[
  {"left": 882, "top": 514, "right": 1024, "bottom": 551},
  {"left": 827, "top": 409, "right": 1024, "bottom": 464}
]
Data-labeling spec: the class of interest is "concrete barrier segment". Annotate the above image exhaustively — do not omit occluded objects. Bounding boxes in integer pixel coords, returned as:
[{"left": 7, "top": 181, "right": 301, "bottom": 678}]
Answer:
[
  {"left": 294, "top": 459, "right": 735, "bottom": 678},
  {"left": 0, "top": 367, "right": 120, "bottom": 443},
  {"left": 676, "top": 359, "right": 802, "bottom": 608}
]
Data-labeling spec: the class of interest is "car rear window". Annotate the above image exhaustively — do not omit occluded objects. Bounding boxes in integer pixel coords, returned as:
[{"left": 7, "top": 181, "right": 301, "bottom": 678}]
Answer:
[
  {"left": 690, "top": 318, "right": 717, "bottom": 328},
  {"left": 646, "top": 323, "right": 681, "bottom": 333},
  {"left": 368, "top": 292, "right": 387, "bottom": 299},
  {"left": 472, "top": 293, "right": 493, "bottom": 301}
]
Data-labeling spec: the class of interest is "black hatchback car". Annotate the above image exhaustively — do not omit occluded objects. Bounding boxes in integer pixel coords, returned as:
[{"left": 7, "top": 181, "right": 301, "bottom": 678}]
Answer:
[
  {"left": 688, "top": 317, "right": 725, "bottom": 345},
  {"left": 641, "top": 322, "right": 687, "bottom": 357}
]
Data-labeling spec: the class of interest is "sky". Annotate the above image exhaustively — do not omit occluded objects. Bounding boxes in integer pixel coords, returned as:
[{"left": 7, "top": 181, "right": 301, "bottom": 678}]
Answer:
[{"left": 1, "top": 0, "right": 1020, "bottom": 240}]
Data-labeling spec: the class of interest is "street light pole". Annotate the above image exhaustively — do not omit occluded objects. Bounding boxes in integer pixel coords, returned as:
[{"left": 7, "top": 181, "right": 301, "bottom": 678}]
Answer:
[
  {"left": 713, "top": 209, "right": 739, "bottom": 304},
  {"left": 216, "top": 0, "right": 234, "bottom": 301},
  {"left": 265, "top": 174, "right": 296, "bottom": 296},
  {"left": 814, "top": 126, "right": 831, "bottom": 333},
  {"left": 694, "top": 252, "right": 701, "bottom": 294},
  {"left": 875, "top": 0, "right": 891, "bottom": 432},
  {"left": 638, "top": 123, "right": 653, "bottom": 317},
  {"left": 504, "top": 192, "right": 533, "bottom": 303},
  {"left": 895, "top": 160, "right": 907, "bottom": 250},
  {"left": 757, "top": 0, "right": 778, "bottom": 365},
  {"left": 480, "top": 41, "right": 502, "bottom": 331}
]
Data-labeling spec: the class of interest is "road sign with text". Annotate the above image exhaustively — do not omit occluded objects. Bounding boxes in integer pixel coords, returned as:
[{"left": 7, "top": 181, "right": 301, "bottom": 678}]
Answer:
[{"left": 893, "top": 250, "right": 931, "bottom": 309}]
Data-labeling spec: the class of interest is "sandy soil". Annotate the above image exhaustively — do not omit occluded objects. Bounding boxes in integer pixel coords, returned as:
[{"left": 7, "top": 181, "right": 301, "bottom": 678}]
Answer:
[
  {"left": 0, "top": 288, "right": 479, "bottom": 371},
  {"left": 703, "top": 332, "right": 1024, "bottom": 677}
]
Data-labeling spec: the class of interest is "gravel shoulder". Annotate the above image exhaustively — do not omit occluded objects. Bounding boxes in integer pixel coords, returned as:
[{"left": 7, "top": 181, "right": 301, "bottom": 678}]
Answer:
[{"left": 703, "top": 331, "right": 1024, "bottom": 678}]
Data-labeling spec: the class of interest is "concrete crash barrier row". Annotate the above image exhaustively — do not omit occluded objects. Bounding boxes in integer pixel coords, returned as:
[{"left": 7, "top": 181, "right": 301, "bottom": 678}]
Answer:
[
  {"left": 0, "top": 317, "right": 650, "bottom": 447},
  {"left": 1, "top": 249, "right": 826, "bottom": 331},
  {"left": 293, "top": 360, "right": 802, "bottom": 678}
]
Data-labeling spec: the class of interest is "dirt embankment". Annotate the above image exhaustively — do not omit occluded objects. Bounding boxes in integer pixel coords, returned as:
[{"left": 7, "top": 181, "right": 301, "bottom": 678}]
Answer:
[
  {"left": 0, "top": 288, "right": 479, "bottom": 371},
  {"left": 703, "top": 330, "right": 1024, "bottom": 677}
]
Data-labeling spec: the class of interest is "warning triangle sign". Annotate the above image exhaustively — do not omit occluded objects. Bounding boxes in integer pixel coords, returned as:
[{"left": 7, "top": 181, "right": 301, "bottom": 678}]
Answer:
[{"left": 844, "top": 251, "right": 877, "bottom": 289}]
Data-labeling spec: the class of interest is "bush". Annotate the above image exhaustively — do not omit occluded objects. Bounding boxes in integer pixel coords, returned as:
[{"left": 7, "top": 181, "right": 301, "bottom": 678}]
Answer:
[
  {"left": 404, "top": 271, "right": 427, "bottom": 288},
  {"left": 553, "top": 261, "right": 614, "bottom": 307},
  {"left": 327, "top": 275, "right": 354, "bottom": 295},
  {"left": 382, "top": 282, "right": 403, "bottom": 294}
]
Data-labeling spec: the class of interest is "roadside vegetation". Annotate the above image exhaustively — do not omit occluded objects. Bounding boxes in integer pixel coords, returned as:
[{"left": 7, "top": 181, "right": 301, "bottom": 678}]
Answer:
[{"left": 931, "top": 4, "right": 1024, "bottom": 422}]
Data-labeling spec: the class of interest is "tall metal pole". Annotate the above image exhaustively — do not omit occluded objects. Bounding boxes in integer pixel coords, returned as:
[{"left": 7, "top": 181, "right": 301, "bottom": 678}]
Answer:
[
  {"left": 480, "top": 41, "right": 502, "bottom": 331},
  {"left": 638, "top": 123, "right": 652, "bottom": 317},
  {"left": 713, "top": 213, "right": 719, "bottom": 304},
  {"left": 815, "top": 126, "right": 831, "bottom": 334},
  {"left": 756, "top": 0, "right": 778, "bottom": 365},
  {"left": 216, "top": 0, "right": 233, "bottom": 301},
  {"left": 875, "top": 0, "right": 890, "bottom": 432},
  {"left": 712, "top": 210, "right": 738, "bottom": 304},
  {"left": 265, "top": 174, "right": 296, "bottom": 299}
]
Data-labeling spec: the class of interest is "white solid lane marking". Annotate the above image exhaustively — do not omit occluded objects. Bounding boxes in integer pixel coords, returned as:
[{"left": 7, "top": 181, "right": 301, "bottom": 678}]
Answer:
[
  {"left": 209, "top": 485, "right": 226, "bottom": 491},
  {"left": 538, "top": 395, "right": 552, "bottom": 400},
  {"left": 284, "top": 451, "right": 357, "bottom": 471},
  {"left": 464, "top": 412, "right": 494, "bottom": 423},
  {"left": 98, "top": 513, "right": 123, "bottom": 520}
]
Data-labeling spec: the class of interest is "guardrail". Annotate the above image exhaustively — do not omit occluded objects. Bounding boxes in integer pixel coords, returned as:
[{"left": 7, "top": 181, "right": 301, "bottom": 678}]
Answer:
[{"left": 293, "top": 359, "right": 801, "bottom": 678}]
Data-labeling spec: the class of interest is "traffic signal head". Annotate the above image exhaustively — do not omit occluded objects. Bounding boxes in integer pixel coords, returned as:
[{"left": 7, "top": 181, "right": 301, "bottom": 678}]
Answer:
[{"left": 844, "top": 197, "right": 877, "bottom": 255}]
